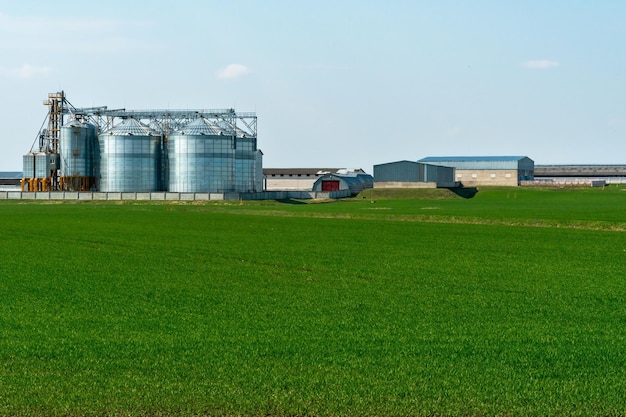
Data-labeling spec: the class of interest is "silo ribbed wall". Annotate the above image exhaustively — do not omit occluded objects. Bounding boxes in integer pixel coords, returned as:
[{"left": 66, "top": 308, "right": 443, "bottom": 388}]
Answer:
[
  {"left": 60, "top": 120, "right": 97, "bottom": 178},
  {"left": 168, "top": 118, "right": 235, "bottom": 193},
  {"left": 235, "top": 136, "right": 257, "bottom": 192},
  {"left": 35, "top": 153, "right": 55, "bottom": 178},
  {"left": 23, "top": 154, "right": 35, "bottom": 179},
  {"left": 98, "top": 119, "right": 161, "bottom": 192}
]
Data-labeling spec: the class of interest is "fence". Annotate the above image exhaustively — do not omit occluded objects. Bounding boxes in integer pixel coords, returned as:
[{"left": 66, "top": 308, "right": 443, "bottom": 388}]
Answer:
[{"left": 0, "top": 189, "right": 352, "bottom": 201}]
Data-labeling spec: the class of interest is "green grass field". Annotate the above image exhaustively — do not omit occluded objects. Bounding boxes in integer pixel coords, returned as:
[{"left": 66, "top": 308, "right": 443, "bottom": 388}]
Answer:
[{"left": 0, "top": 186, "right": 625, "bottom": 416}]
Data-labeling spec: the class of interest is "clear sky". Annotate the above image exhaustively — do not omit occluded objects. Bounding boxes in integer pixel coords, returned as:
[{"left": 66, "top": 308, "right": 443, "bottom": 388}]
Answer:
[{"left": 1, "top": 0, "right": 625, "bottom": 172}]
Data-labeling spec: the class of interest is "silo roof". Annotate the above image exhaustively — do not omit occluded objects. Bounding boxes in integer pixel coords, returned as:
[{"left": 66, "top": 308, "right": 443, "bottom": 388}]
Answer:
[
  {"left": 62, "top": 119, "right": 87, "bottom": 128},
  {"left": 177, "top": 118, "right": 223, "bottom": 136},
  {"left": 104, "top": 118, "right": 156, "bottom": 136},
  {"left": 213, "top": 120, "right": 250, "bottom": 137}
]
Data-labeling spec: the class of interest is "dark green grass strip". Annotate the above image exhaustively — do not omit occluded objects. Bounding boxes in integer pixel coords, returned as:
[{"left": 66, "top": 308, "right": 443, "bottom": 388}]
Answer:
[{"left": 0, "top": 202, "right": 624, "bottom": 416}]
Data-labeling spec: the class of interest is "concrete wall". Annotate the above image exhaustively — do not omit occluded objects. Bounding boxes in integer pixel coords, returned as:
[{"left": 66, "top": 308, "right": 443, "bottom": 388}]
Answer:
[
  {"left": 241, "top": 190, "right": 351, "bottom": 200},
  {"left": 265, "top": 178, "right": 317, "bottom": 191},
  {"left": 374, "top": 181, "right": 438, "bottom": 189},
  {"left": 455, "top": 169, "right": 520, "bottom": 186},
  {"left": 0, "top": 190, "right": 351, "bottom": 201}
]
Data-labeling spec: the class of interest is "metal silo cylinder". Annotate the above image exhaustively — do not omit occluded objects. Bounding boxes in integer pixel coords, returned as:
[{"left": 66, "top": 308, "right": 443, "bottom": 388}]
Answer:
[
  {"left": 35, "top": 152, "right": 54, "bottom": 179},
  {"left": 167, "top": 117, "right": 235, "bottom": 193},
  {"left": 59, "top": 119, "right": 98, "bottom": 190},
  {"left": 214, "top": 120, "right": 256, "bottom": 193},
  {"left": 23, "top": 153, "right": 36, "bottom": 179},
  {"left": 234, "top": 135, "right": 257, "bottom": 192},
  {"left": 98, "top": 118, "right": 162, "bottom": 192}
]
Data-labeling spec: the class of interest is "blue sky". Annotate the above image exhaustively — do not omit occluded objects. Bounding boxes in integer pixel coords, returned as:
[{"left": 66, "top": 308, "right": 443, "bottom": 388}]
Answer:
[{"left": 1, "top": 1, "right": 625, "bottom": 171}]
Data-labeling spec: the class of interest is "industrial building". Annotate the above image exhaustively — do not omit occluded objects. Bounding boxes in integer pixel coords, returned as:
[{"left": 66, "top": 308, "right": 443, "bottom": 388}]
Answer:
[
  {"left": 0, "top": 172, "right": 22, "bottom": 191},
  {"left": 418, "top": 156, "right": 534, "bottom": 186},
  {"left": 263, "top": 168, "right": 341, "bottom": 191},
  {"left": 311, "top": 169, "right": 374, "bottom": 195},
  {"left": 22, "top": 91, "right": 262, "bottom": 194},
  {"left": 373, "top": 160, "right": 456, "bottom": 188},
  {"left": 533, "top": 165, "right": 626, "bottom": 185}
]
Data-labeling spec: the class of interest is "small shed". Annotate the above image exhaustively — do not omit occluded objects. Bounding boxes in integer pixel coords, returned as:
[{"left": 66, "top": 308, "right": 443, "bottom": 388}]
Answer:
[{"left": 312, "top": 170, "right": 373, "bottom": 195}]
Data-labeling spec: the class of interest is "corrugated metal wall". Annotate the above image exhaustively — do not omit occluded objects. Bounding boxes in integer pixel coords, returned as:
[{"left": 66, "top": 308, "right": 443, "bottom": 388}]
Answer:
[
  {"left": 518, "top": 157, "right": 534, "bottom": 173},
  {"left": 255, "top": 150, "right": 264, "bottom": 191},
  {"left": 234, "top": 136, "right": 257, "bottom": 192},
  {"left": 374, "top": 161, "right": 454, "bottom": 184},
  {"left": 60, "top": 121, "right": 97, "bottom": 178},
  {"left": 423, "top": 164, "right": 454, "bottom": 183},
  {"left": 99, "top": 134, "right": 161, "bottom": 192},
  {"left": 374, "top": 161, "right": 421, "bottom": 182}
]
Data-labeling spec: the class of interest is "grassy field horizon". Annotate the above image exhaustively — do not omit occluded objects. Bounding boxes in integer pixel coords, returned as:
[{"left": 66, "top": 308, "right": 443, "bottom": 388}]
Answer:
[{"left": 0, "top": 186, "right": 624, "bottom": 416}]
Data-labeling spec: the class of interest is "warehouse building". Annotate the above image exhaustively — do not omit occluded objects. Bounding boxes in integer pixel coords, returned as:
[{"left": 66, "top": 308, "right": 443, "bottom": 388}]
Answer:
[
  {"left": 263, "top": 168, "right": 340, "bottom": 191},
  {"left": 533, "top": 165, "right": 626, "bottom": 185},
  {"left": 311, "top": 169, "right": 373, "bottom": 196},
  {"left": 0, "top": 172, "right": 22, "bottom": 191},
  {"left": 373, "top": 160, "right": 456, "bottom": 188},
  {"left": 418, "top": 156, "right": 534, "bottom": 186}
]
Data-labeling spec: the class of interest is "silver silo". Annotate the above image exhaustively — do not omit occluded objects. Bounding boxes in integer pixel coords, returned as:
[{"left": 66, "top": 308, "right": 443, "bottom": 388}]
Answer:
[
  {"left": 214, "top": 120, "right": 257, "bottom": 192},
  {"left": 254, "top": 149, "right": 264, "bottom": 191},
  {"left": 59, "top": 119, "right": 98, "bottom": 190},
  {"left": 98, "top": 118, "right": 162, "bottom": 192},
  {"left": 234, "top": 135, "right": 257, "bottom": 192},
  {"left": 35, "top": 152, "right": 56, "bottom": 179},
  {"left": 23, "top": 153, "right": 36, "bottom": 180},
  {"left": 167, "top": 117, "right": 235, "bottom": 193}
]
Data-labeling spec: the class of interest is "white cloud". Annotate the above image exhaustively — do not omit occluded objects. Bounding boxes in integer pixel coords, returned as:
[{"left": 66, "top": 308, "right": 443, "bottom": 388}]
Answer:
[
  {"left": 0, "top": 64, "right": 51, "bottom": 79},
  {"left": 216, "top": 64, "right": 250, "bottom": 79},
  {"left": 522, "top": 60, "right": 560, "bottom": 69}
]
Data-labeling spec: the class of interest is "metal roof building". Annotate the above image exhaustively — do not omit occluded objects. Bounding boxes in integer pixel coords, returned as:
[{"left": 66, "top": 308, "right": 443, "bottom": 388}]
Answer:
[
  {"left": 533, "top": 164, "right": 626, "bottom": 185},
  {"left": 263, "top": 168, "right": 342, "bottom": 191},
  {"left": 419, "top": 156, "right": 534, "bottom": 170},
  {"left": 311, "top": 170, "right": 373, "bottom": 196},
  {"left": 0, "top": 172, "right": 23, "bottom": 180},
  {"left": 418, "top": 156, "right": 534, "bottom": 186},
  {"left": 535, "top": 165, "right": 626, "bottom": 178},
  {"left": 0, "top": 172, "right": 22, "bottom": 191},
  {"left": 373, "top": 160, "right": 456, "bottom": 188}
]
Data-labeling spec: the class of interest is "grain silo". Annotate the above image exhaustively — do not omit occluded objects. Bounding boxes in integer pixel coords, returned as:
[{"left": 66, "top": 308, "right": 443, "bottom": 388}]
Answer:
[
  {"left": 20, "top": 152, "right": 58, "bottom": 191},
  {"left": 167, "top": 117, "right": 235, "bottom": 193},
  {"left": 59, "top": 119, "right": 98, "bottom": 191},
  {"left": 213, "top": 120, "right": 258, "bottom": 192},
  {"left": 35, "top": 153, "right": 57, "bottom": 179},
  {"left": 21, "top": 91, "right": 260, "bottom": 195},
  {"left": 234, "top": 134, "right": 257, "bottom": 192},
  {"left": 98, "top": 118, "right": 162, "bottom": 192}
]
